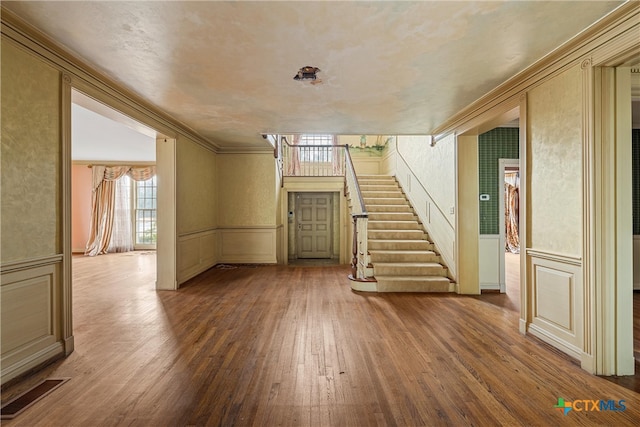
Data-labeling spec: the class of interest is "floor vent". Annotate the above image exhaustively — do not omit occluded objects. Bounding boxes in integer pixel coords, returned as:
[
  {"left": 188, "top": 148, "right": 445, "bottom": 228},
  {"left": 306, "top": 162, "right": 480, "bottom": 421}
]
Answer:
[{"left": 1, "top": 378, "right": 70, "bottom": 420}]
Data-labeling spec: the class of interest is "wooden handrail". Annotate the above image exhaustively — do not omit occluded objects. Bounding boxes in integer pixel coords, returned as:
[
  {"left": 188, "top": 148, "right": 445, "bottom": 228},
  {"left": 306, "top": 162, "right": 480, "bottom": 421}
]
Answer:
[{"left": 344, "top": 146, "right": 367, "bottom": 216}]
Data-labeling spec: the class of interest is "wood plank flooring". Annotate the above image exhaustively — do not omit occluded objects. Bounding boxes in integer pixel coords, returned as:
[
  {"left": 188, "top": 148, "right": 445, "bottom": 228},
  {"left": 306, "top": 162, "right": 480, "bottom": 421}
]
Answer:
[{"left": 2, "top": 252, "right": 640, "bottom": 426}]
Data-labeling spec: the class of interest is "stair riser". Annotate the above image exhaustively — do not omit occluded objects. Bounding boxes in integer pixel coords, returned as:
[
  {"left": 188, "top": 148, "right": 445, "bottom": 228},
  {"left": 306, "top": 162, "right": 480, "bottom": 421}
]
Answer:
[
  {"left": 364, "top": 198, "right": 408, "bottom": 206},
  {"left": 368, "top": 230, "right": 425, "bottom": 240},
  {"left": 366, "top": 205, "right": 413, "bottom": 213},
  {"left": 362, "top": 194, "right": 405, "bottom": 201},
  {"left": 359, "top": 177, "right": 396, "bottom": 182},
  {"left": 368, "top": 213, "right": 416, "bottom": 221},
  {"left": 368, "top": 222, "right": 422, "bottom": 230},
  {"left": 376, "top": 279, "right": 454, "bottom": 292},
  {"left": 374, "top": 265, "right": 447, "bottom": 276},
  {"left": 359, "top": 186, "right": 401, "bottom": 192},
  {"left": 368, "top": 241, "right": 434, "bottom": 250},
  {"left": 369, "top": 253, "right": 440, "bottom": 263}
]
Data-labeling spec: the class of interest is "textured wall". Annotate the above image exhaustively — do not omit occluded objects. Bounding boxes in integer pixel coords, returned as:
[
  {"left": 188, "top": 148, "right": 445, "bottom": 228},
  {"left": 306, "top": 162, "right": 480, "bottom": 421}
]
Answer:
[
  {"left": 396, "top": 134, "right": 456, "bottom": 226},
  {"left": 176, "top": 136, "right": 217, "bottom": 235},
  {"left": 633, "top": 129, "right": 639, "bottom": 235},
  {"left": 1, "top": 40, "right": 61, "bottom": 262},
  {"left": 528, "top": 65, "right": 582, "bottom": 256},
  {"left": 217, "top": 153, "right": 276, "bottom": 227},
  {"left": 479, "top": 128, "right": 519, "bottom": 234},
  {"left": 71, "top": 164, "right": 93, "bottom": 252}
]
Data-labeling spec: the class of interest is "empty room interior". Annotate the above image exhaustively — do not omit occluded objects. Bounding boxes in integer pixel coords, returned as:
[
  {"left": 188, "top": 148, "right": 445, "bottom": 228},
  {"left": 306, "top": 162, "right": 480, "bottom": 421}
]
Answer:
[{"left": 2, "top": 2, "right": 640, "bottom": 425}]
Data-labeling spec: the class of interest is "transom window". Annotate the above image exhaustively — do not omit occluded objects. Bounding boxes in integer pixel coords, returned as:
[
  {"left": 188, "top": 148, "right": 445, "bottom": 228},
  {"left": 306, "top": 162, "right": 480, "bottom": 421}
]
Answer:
[
  {"left": 299, "top": 134, "right": 334, "bottom": 145},
  {"left": 299, "top": 134, "right": 334, "bottom": 162}
]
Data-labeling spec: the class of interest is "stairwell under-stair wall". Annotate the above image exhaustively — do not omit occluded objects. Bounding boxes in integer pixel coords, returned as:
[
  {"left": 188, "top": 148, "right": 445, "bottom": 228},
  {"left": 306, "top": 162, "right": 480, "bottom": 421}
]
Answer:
[{"left": 393, "top": 135, "right": 457, "bottom": 280}]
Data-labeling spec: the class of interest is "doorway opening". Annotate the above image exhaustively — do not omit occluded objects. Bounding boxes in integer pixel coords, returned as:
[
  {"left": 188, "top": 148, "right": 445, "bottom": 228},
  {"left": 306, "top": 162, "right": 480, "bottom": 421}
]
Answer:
[
  {"left": 477, "top": 122, "right": 521, "bottom": 303},
  {"left": 287, "top": 191, "right": 340, "bottom": 265},
  {"left": 70, "top": 88, "right": 158, "bottom": 291},
  {"left": 499, "top": 159, "right": 520, "bottom": 295}
]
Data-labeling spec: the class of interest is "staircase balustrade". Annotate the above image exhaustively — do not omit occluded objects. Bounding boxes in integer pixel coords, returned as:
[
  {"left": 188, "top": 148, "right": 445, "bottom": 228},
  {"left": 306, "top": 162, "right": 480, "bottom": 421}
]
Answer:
[
  {"left": 280, "top": 138, "right": 371, "bottom": 281},
  {"left": 344, "top": 146, "right": 370, "bottom": 281},
  {"left": 282, "top": 143, "right": 345, "bottom": 177}
]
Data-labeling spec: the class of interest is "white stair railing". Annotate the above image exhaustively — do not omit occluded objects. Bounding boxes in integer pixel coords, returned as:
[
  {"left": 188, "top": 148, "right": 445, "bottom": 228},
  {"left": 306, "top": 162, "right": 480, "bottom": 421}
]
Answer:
[{"left": 283, "top": 143, "right": 345, "bottom": 177}]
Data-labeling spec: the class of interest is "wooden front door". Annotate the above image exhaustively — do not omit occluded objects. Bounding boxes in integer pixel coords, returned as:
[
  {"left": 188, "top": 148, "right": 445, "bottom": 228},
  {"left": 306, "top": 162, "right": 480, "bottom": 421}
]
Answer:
[{"left": 296, "top": 193, "right": 332, "bottom": 259}]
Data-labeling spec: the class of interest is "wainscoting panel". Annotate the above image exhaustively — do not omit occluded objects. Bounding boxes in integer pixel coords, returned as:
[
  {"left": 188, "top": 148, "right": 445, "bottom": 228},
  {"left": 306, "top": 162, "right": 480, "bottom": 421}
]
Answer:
[
  {"left": 219, "top": 228, "right": 277, "bottom": 264},
  {"left": 177, "top": 229, "right": 218, "bottom": 285},
  {"left": 527, "top": 250, "right": 582, "bottom": 360},
  {"left": 479, "top": 235, "right": 500, "bottom": 290},
  {"left": 1, "top": 258, "right": 64, "bottom": 384}
]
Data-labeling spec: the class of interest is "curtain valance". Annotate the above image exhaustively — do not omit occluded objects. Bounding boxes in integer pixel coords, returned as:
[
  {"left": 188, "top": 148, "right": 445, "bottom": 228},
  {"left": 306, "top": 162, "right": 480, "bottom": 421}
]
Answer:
[{"left": 91, "top": 165, "right": 156, "bottom": 191}]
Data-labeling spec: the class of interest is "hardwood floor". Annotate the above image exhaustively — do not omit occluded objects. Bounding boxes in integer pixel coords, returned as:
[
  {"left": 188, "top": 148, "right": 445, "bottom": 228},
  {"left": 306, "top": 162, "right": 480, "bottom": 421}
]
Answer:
[{"left": 2, "top": 252, "right": 640, "bottom": 426}]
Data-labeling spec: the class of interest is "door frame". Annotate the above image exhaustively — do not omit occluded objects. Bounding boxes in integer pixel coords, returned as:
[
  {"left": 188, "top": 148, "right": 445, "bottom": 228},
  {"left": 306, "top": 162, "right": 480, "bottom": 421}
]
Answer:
[
  {"left": 295, "top": 192, "right": 333, "bottom": 259},
  {"left": 583, "top": 64, "right": 634, "bottom": 375},
  {"left": 280, "top": 178, "right": 348, "bottom": 265}
]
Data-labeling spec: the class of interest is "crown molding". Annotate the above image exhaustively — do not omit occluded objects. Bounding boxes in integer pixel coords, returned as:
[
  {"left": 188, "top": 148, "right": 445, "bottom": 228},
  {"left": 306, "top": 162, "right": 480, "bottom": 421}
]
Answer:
[
  {"left": 216, "top": 147, "right": 275, "bottom": 155},
  {"left": 1, "top": 7, "right": 220, "bottom": 154},
  {"left": 432, "top": 1, "right": 640, "bottom": 140}
]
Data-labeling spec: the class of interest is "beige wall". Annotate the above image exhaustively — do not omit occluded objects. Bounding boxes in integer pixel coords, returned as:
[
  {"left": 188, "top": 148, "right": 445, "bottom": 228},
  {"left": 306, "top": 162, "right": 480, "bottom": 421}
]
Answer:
[
  {"left": 71, "top": 164, "right": 93, "bottom": 252},
  {"left": 394, "top": 134, "right": 457, "bottom": 278},
  {"left": 523, "top": 64, "right": 585, "bottom": 361},
  {"left": 217, "top": 153, "right": 276, "bottom": 227},
  {"left": 1, "top": 37, "right": 66, "bottom": 384},
  {"left": 176, "top": 136, "right": 217, "bottom": 234},
  {"left": 1, "top": 40, "right": 61, "bottom": 262},
  {"left": 528, "top": 65, "right": 583, "bottom": 256},
  {"left": 397, "top": 135, "right": 456, "bottom": 223},
  {"left": 175, "top": 136, "right": 218, "bottom": 283},
  {"left": 215, "top": 152, "right": 278, "bottom": 264}
]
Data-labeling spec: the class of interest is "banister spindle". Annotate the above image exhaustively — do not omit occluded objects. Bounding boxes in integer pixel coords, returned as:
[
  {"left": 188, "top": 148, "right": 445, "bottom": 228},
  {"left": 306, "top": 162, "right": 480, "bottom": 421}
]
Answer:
[{"left": 351, "top": 216, "right": 358, "bottom": 279}]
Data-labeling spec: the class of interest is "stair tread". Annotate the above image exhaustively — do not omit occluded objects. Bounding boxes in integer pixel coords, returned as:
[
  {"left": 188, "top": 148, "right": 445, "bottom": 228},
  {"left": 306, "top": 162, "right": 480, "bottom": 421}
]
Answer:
[
  {"left": 368, "top": 239, "right": 432, "bottom": 243},
  {"left": 373, "top": 262, "right": 443, "bottom": 267},
  {"left": 369, "top": 220, "right": 418, "bottom": 223},
  {"left": 375, "top": 275, "right": 450, "bottom": 280},
  {"left": 369, "top": 250, "right": 436, "bottom": 254},
  {"left": 369, "top": 230, "right": 424, "bottom": 234}
]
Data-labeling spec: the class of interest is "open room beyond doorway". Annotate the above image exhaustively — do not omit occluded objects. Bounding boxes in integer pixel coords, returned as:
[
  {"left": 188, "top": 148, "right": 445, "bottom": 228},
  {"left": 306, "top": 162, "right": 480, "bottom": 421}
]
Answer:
[
  {"left": 478, "top": 124, "right": 521, "bottom": 299},
  {"left": 71, "top": 89, "right": 158, "bottom": 291}
]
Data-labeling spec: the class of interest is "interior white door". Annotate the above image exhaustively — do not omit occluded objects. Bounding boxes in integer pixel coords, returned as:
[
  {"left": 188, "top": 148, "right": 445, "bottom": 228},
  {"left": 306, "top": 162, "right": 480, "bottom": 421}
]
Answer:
[{"left": 296, "top": 193, "right": 332, "bottom": 259}]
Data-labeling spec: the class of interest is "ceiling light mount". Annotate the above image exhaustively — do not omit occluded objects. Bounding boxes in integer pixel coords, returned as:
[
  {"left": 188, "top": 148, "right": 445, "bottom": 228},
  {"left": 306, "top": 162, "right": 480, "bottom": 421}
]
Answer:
[{"left": 293, "top": 66, "right": 321, "bottom": 81}]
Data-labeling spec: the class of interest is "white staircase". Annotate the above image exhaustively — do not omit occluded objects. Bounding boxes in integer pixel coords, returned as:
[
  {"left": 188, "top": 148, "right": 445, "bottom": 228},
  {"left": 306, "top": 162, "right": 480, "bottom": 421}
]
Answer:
[{"left": 356, "top": 175, "right": 454, "bottom": 292}]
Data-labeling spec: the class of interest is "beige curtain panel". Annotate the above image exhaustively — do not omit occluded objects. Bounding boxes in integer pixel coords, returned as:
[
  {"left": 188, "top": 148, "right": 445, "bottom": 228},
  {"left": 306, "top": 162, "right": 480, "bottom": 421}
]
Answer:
[
  {"left": 84, "top": 165, "right": 156, "bottom": 256},
  {"left": 504, "top": 171, "right": 520, "bottom": 254}
]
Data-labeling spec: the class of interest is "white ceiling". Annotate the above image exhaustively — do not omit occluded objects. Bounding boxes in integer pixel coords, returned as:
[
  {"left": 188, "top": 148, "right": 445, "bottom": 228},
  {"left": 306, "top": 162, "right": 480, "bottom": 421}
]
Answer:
[
  {"left": 4, "top": 1, "right": 627, "bottom": 150},
  {"left": 72, "top": 91, "right": 156, "bottom": 162}
]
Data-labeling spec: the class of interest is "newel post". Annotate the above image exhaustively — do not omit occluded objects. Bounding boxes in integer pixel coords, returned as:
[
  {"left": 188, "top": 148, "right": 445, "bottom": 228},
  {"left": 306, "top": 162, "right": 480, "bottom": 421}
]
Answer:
[{"left": 351, "top": 216, "right": 358, "bottom": 279}]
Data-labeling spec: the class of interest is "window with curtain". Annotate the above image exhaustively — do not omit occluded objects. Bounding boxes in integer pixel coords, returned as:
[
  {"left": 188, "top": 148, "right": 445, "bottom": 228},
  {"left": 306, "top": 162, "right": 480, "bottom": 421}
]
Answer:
[
  {"left": 85, "top": 165, "right": 157, "bottom": 256},
  {"left": 107, "top": 175, "right": 133, "bottom": 253},
  {"left": 135, "top": 176, "right": 157, "bottom": 247}
]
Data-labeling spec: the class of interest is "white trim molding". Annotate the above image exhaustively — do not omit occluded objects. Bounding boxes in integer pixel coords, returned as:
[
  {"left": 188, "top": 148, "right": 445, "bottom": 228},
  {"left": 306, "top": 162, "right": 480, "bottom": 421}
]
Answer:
[
  {"left": 218, "top": 227, "right": 278, "bottom": 264},
  {"left": 526, "top": 250, "right": 584, "bottom": 361},
  {"left": 1, "top": 260, "right": 65, "bottom": 384},
  {"left": 177, "top": 229, "right": 218, "bottom": 285}
]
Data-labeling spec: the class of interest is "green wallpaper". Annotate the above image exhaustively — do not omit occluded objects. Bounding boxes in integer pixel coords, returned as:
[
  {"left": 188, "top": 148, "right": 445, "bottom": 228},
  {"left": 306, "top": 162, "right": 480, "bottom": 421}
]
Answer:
[
  {"left": 479, "top": 127, "right": 520, "bottom": 235},
  {"left": 634, "top": 129, "right": 639, "bottom": 235}
]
